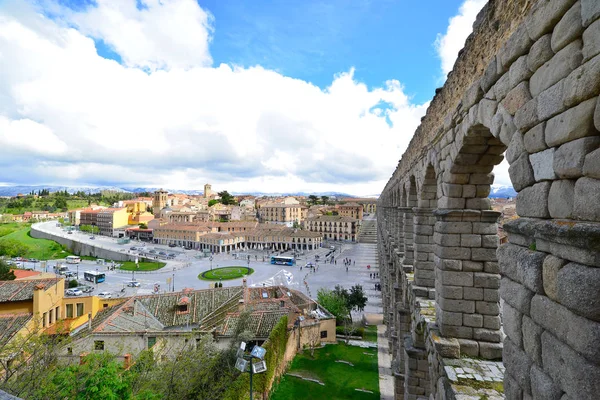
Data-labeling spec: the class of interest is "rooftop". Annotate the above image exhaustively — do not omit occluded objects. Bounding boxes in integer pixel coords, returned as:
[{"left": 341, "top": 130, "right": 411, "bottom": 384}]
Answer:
[{"left": 0, "top": 279, "right": 60, "bottom": 302}]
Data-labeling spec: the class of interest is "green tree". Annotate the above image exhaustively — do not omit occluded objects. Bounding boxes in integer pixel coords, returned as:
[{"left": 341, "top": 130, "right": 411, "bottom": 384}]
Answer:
[
  {"left": 0, "top": 260, "right": 16, "bottom": 280},
  {"left": 320, "top": 195, "right": 329, "bottom": 205},
  {"left": 348, "top": 284, "right": 367, "bottom": 315},
  {"left": 139, "top": 223, "right": 148, "bottom": 229},
  {"left": 307, "top": 195, "right": 318, "bottom": 205},
  {"left": 0, "top": 239, "right": 28, "bottom": 258},
  {"left": 317, "top": 288, "right": 349, "bottom": 324},
  {"left": 218, "top": 191, "right": 236, "bottom": 205},
  {"left": 208, "top": 199, "right": 219, "bottom": 207}
]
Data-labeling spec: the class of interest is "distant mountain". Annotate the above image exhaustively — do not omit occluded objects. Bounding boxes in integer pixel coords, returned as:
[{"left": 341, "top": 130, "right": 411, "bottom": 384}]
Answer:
[
  {"left": 489, "top": 185, "right": 517, "bottom": 198},
  {"left": 0, "top": 185, "right": 373, "bottom": 198}
]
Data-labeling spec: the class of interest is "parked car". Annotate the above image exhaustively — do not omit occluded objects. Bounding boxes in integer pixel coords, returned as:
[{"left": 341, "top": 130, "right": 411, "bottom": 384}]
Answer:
[
  {"left": 130, "top": 246, "right": 137, "bottom": 251},
  {"left": 158, "top": 251, "right": 167, "bottom": 256},
  {"left": 64, "top": 271, "right": 76, "bottom": 278},
  {"left": 148, "top": 250, "right": 157, "bottom": 254},
  {"left": 127, "top": 281, "right": 141, "bottom": 287},
  {"left": 89, "top": 236, "right": 95, "bottom": 240},
  {"left": 68, "top": 231, "right": 73, "bottom": 234},
  {"left": 168, "top": 243, "right": 177, "bottom": 248},
  {"left": 79, "top": 285, "right": 94, "bottom": 293},
  {"left": 65, "top": 288, "right": 83, "bottom": 296},
  {"left": 168, "top": 253, "right": 176, "bottom": 258},
  {"left": 329, "top": 245, "right": 335, "bottom": 250},
  {"left": 98, "top": 291, "right": 112, "bottom": 299}
]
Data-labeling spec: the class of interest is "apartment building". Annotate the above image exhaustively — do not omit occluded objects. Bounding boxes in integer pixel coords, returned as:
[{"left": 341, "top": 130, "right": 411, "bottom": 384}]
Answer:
[
  {"left": 303, "top": 215, "right": 359, "bottom": 242},
  {"left": 258, "top": 204, "right": 307, "bottom": 226},
  {"left": 338, "top": 202, "right": 364, "bottom": 220}
]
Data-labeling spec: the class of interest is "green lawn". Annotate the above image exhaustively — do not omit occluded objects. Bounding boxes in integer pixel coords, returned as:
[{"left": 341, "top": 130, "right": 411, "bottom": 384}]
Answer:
[
  {"left": 0, "top": 224, "right": 71, "bottom": 260},
  {"left": 363, "top": 325, "right": 378, "bottom": 343},
  {"left": 270, "top": 343, "right": 380, "bottom": 400},
  {"left": 198, "top": 266, "right": 254, "bottom": 281},
  {"left": 120, "top": 261, "right": 166, "bottom": 271}
]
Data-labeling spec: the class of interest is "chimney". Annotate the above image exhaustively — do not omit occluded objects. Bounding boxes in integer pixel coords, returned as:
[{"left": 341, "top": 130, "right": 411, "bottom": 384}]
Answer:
[
  {"left": 133, "top": 299, "right": 137, "bottom": 315},
  {"left": 242, "top": 278, "right": 249, "bottom": 308}
]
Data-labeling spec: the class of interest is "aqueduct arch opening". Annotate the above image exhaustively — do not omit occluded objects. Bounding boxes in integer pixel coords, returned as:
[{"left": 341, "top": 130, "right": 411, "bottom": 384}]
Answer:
[{"left": 377, "top": 0, "right": 600, "bottom": 398}]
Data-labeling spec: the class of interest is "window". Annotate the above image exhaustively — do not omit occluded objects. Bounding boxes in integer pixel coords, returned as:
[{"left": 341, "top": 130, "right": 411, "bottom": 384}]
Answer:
[
  {"left": 94, "top": 341, "right": 104, "bottom": 351},
  {"left": 49, "top": 309, "right": 54, "bottom": 325},
  {"left": 42, "top": 312, "right": 47, "bottom": 328},
  {"left": 76, "top": 303, "right": 84, "bottom": 317},
  {"left": 55, "top": 306, "right": 60, "bottom": 320},
  {"left": 148, "top": 337, "right": 156, "bottom": 349},
  {"left": 320, "top": 330, "right": 328, "bottom": 339},
  {"left": 66, "top": 304, "right": 73, "bottom": 318}
]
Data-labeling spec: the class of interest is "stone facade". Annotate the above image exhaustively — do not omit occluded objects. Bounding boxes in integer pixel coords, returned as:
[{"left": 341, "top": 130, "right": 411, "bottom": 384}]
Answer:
[{"left": 378, "top": 1, "right": 600, "bottom": 399}]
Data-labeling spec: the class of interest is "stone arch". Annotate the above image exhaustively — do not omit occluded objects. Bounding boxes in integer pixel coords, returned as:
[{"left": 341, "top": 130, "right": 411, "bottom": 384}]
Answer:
[{"left": 413, "top": 164, "right": 438, "bottom": 288}]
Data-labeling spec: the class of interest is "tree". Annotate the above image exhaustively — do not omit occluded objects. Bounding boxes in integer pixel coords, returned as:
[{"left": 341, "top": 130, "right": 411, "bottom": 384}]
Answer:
[
  {"left": 348, "top": 284, "right": 367, "bottom": 315},
  {"left": 0, "top": 239, "right": 28, "bottom": 258},
  {"left": 0, "top": 260, "right": 16, "bottom": 280},
  {"left": 317, "top": 288, "right": 349, "bottom": 324},
  {"left": 218, "top": 191, "right": 236, "bottom": 205},
  {"left": 139, "top": 223, "right": 148, "bottom": 230},
  {"left": 320, "top": 195, "right": 329, "bottom": 205},
  {"left": 307, "top": 195, "right": 318, "bottom": 205},
  {"left": 208, "top": 199, "right": 219, "bottom": 207}
]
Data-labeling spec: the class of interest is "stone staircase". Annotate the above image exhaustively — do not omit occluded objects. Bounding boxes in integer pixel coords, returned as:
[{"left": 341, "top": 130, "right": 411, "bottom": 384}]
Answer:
[{"left": 358, "top": 219, "right": 377, "bottom": 243}]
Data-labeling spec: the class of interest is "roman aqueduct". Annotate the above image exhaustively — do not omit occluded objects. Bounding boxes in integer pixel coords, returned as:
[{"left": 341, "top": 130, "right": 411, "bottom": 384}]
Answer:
[{"left": 377, "top": 0, "right": 600, "bottom": 398}]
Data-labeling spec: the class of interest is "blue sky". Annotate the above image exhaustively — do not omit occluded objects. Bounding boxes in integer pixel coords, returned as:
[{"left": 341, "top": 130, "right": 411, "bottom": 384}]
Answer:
[{"left": 0, "top": 0, "right": 502, "bottom": 195}]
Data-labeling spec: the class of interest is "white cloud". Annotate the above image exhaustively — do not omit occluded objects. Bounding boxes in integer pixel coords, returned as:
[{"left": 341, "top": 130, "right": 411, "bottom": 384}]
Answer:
[
  {"left": 67, "top": 0, "right": 213, "bottom": 71},
  {"left": 434, "top": 0, "right": 487, "bottom": 77},
  {"left": 0, "top": 1, "right": 427, "bottom": 196}
]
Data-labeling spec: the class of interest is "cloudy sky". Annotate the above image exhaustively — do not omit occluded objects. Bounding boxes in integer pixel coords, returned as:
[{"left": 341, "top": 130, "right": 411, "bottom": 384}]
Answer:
[{"left": 0, "top": 0, "right": 507, "bottom": 195}]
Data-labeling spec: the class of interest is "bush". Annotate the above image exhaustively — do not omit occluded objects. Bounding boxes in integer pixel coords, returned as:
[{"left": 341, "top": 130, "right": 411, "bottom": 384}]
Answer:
[
  {"left": 68, "top": 279, "right": 78, "bottom": 288},
  {"left": 335, "top": 325, "right": 364, "bottom": 337}
]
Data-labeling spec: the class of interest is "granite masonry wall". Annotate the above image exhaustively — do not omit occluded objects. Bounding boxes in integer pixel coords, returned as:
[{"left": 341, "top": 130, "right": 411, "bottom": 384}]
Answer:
[{"left": 378, "top": 0, "right": 600, "bottom": 399}]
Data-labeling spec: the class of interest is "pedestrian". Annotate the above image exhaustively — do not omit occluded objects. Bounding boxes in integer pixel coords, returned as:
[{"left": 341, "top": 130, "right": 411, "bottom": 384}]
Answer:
[
  {"left": 353, "top": 260, "right": 355, "bottom": 266},
  {"left": 335, "top": 260, "right": 337, "bottom": 265},
  {"left": 346, "top": 266, "right": 348, "bottom": 272}
]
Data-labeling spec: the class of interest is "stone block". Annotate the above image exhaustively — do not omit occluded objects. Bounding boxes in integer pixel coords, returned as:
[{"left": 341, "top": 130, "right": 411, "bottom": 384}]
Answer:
[
  {"left": 499, "top": 24, "right": 533, "bottom": 71},
  {"left": 472, "top": 222, "right": 498, "bottom": 235},
  {"left": 437, "top": 284, "right": 463, "bottom": 300},
  {"left": 557, "top": 262, "right": 600, "bottom": 322},
  {"left": 433, "top": 232, "right": 460, "bottom": 247},
  {"left": 509, "top": 152, "right": 536, "bottom": 191},
  {"left": 500, "top": 277, "right": 534, "bottom": 315},
  {"left": 484, "top": 261, "right": 500, "bottom": 274},
  {"left": 552, "top": 2, "right": 583, "bottom": 53},
  {"left": 435, "top": 221, "right": 472, "bottom": 234},
  {"left": 435, "top": 246, "right": 471, "bottom": 260},
  {"left": 504, "top": 373, "right": 523, "bottom": 400},
  {"left": 509, "top": 56, "right": 533, "bottom": 89},
  {"left": 437, "top": 308, "right": 463, "bottom": 326},
  {"left": 522, "top": 315, "right": 543, "bottom": 365},
  {"left": 493, "top": 73, "right": 511, "bottom": 103},
  {"left": 516, "top": 181, "right": 552, "bottom": 218},
  {"left": 542, "top": 331, "right": 600, "bottom": 398},
  {"left": 530, "top": 148, "right": 557, "bottom": 181},
  {"left": 457, "top": 338, "right": 479, "bottom": 357},
  {"left": 463, "top": 313, "right": 483, "bottom": 328},
  {"left": 479, "top": 341, "right": 503, "bottom": 360},
  {"left": 503, "top": 301, "right": 523, "bottom": 346},
  {"left": 474, "top": 272, "right": 500, "bottom": 289},
  {"left": 503, "top": 337, "right": 532, "bottom": 393},
  {"left": 542, "top": 255, "right": 569, "bottom": 301},
  {"left": 503, "top": 81, "right": 532, "bottom": 116},
  {"left": 441, "top": 183, "right": 462, "bottom": 198},
  {"left": 431, "top": 332, "right": 460, "bottom": 358},
  {"left": 554, "top": 136, "right": 600, "bottom": 178},
  {"left": 537, "top": 79, "right": 567, "bottom": 121},
  {"left": 462, "top": 260, "right": 483, "bottom": 272},
  {"left": 471, "top": 248, "right": 498, "bottom": 262},
  {"left": 531, "top": 364, "right": 563, "bottom": 400},
  {"left": 437, "top": 196, "right": 465, "bottom": 209},
  {"left": 465, "top": 197, "right": 491, "bottom": 210},
  {"left": 463, "top": 287, "right": 483, "bottom": 301},
  {"left": 498, "top": 243, "right": 526, "bottom": 282},
  {"left": 460, "top": 234, "right": 481, "bottom": 248},
  {"left": 517, "top": 250, "right": 546, "bottom": 294},
  {"left": 477, "top": 98, "right": 497, "bottom": 127},
  {"left": 563, "top": 53, "right": 600, "bottom": 107},
  {"left": 583, "top": 19, "right": 600, "bottom": 62},
  {"left": 530, "top": 39, "right": 582, "bottom": 97},
  {"left": 462, "top": 184, "right": 476, "bottom": 198},
  {"left": 546, "top": 97, "right": 597, "bottom": 147},
  {"left": 582, "top": 0, "right": 600, "bottom": 27},
  {"left": 514, "top": 98, "right": 540, "bottom": 132},
  {"left": 528, "top": 34, "right": 553, "bottom": 72},
  {"left": 483, "top": 314, "right": 501, "bottom": 330},
  {"left": 548, "top": 180, "right": 576, "bottom": 219},
  {"left": 469, "top": 173, "right": 494, "bottom": 185},
  {"left": 481, "top": 235, "right": 499, "bottom": 248},
  {"left": 441, "top": 325, "right": 473, "bottom": 340},
  {"left": 523, "top": 122, "right": 548, "bottom": 153},
  {"left": 439, "top": 270, "right": 473, "bottom": 287},
  {"left": 573, "top": 177, "right": 600, "bottom": 221},
  {"left": 475, "top": 301, "right": 500, "bottom": 315},
  {"left": 506, "top": 130, "right": 525, "bottom": 164},
  {"left": 583, "top": 145, "right": 600, "bottom": 178},
  {"left": 473, "top": 327, "right": 502, "bottom": 342},
  {"left": 481, "top": 57, "right": 500, "bottom": 92},
  {"left": 531, "top": 295, "right": 600, "bottom": 362}
]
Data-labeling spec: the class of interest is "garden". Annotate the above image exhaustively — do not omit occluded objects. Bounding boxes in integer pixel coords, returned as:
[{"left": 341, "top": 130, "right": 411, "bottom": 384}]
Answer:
[{"left": 198, "top": 266, "right": 254, "bottom": 281}]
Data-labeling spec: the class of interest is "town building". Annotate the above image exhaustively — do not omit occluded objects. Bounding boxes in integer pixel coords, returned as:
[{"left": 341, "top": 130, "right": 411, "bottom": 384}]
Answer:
[
  {"left": 258, "top": 204, "right": 307, "bottom": 226},
  {"left": 338, "top": 202, "right": 364, "bottom": 220},
  {"left": 303, "top": 215, "right": 359, "bottom": 242},
  {"left": 152, "top": 189, "right": 168, "bottom": 216},
  {"left": 96, "top": 208, "right": 129, "bottom": 236},
  {"left": 204, "top": 183, "right": 212, "bottom": 199}
]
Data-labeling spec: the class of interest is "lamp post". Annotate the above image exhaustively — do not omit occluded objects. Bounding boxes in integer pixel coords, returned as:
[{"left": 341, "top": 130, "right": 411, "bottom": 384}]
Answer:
[
  {"left": 210, "top": 256, "right": 213, "bottom": 271},
  {"left": 172, "top": 268, "right": 176, "bottom": 292},
  {"left": 235, "top": 343, "right": 267, "bottom": 400}
]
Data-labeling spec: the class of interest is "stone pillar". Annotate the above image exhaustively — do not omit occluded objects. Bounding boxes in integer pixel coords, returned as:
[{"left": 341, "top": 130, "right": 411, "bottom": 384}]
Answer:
[
  {"left": 401, "top": 207, "right": 414, "bottom": 270},
  {"left": 404, "top": 335, "right": 431, "bottom": 400},
  {"left": 433, "top": 209, "right": 502, "bottom": 360},
  {"left": 412, "top": 208, "right": 436, "bottom": 289}
]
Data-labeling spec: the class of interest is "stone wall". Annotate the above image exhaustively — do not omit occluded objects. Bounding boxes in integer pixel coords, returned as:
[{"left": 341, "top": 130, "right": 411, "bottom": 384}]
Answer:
[{"left": 378, "top": 0, "right": 600, "bottom": 398}]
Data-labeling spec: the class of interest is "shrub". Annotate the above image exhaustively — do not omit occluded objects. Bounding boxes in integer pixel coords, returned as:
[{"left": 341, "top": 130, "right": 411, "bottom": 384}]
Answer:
[{"left": 68, "top": 279, "right": 78, "bottom": 288}]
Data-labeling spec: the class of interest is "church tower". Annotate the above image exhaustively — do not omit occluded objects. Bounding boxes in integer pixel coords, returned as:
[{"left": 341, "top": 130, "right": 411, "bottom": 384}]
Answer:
[
  {"left": 153, "top": 189, "right": 168, "bottom": 216},
  {"left": 204, "top": 183, "right": 212, "bottom": 199}
]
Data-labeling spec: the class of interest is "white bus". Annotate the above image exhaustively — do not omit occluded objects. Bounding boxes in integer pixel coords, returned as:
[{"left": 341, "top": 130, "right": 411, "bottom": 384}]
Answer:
[{"left": 66, "top": 256, "right": 81, "bottom": 264}]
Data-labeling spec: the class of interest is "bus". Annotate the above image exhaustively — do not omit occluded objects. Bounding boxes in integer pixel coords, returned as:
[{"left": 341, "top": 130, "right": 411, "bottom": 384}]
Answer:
[
  {"left": 84, "top": 270, "right": 106, "bottom": 284},
  {"left": 66, "top": 256, "right": 81, "bottom": 264},
  {"left": 270, "top": 256, "right": 295, "bottom": 266}
]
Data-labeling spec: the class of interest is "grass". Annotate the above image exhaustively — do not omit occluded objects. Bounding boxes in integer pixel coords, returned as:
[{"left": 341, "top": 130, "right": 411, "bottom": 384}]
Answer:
[
  {"left": 334, "top": 325, "right": 378, "bottom": 342},
  {"left": 120, "top": 261, "right": 166, "bottom": 271},
  {"left": 198, "top": 266, "right": 254, "bottom": 281},
  {"left": 270, "top": 343, "right": 380, "bottom": 400},
  {"left": 0, "top": 224, "right": 72, "bottom": 260},
  {"left": 363, "top": 325, "right": 378, "bottom": 343}
]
